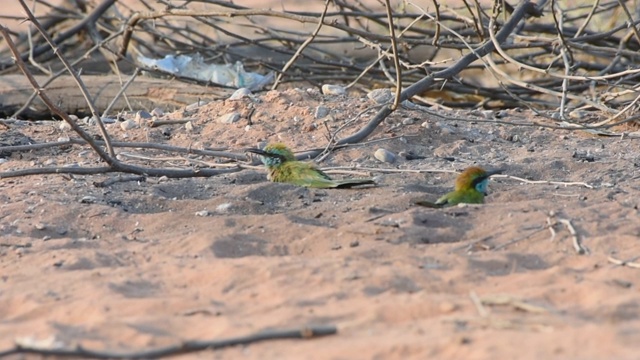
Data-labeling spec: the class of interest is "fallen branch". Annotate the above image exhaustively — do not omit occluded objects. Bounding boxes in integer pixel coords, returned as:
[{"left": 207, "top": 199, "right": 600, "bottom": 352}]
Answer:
[
  {"left": 0, "top": 325, "right": 337, "bottom": 359},
  {"left": 608, "top": 255, "right": 640, "bottom": 269},
  {"left": 300, "top": 1, "right": 542, "bottom": 159},
  {"left": 557, "top": 218, "right": 588, "bottom": 255},
  {"left": 496, "top": 174, "right": 594, "bottom": 189}
]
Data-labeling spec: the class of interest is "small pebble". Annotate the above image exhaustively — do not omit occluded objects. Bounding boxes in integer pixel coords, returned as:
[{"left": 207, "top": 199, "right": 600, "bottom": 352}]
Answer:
[
  {"left": 80, "top": 196, "right": 97, "bottom": 204},
  {"left": 217, "top": 112, "right": 241, "bottom": 124},
  {"left": 401, "top": 100, "right": 418, "bottom": 109},
  {"left": 195, "top": 210, "right": 210, "bottom": 217},
  {"left": 349, "top": 240, "right": 360, "bottom": 248},
  {"left": 314, "top": 105, "right": 330, "bottom": 119},
  {"left": 34, "top": 223, "right": 47, "bottom": 230},
  {"left": 481, "top": 110, "right": 494, "bottom": 119},
  {"left": 135, "top": 110, "right": 152, "bottom": 123},
  {"left": 439, "top": 124, "right": 455, "bottom": 136},
  {"left": 402, "top": 118, "right": 415, "bottom": 125},
  {"left": 550, "top": 112, "right": 562, "bottom": 120},
  {"left": 496, "top": 110, "right": 509, "bottom": 118},
  {"left": 185, "top": 121, "right": 194, "bottom": 132},
  {"left": 120, "top": 119, "right": 138, "bottom": 131},
  {"left": 306, "top": 88, "right": 320, "bottom": 96},
  {"left": 321, "top": 84, "right": 346, "bottom": 96},
  {"left": 367, "top": 88, "right": 393, "bottom": 104},
  {"left": 569, "top": 110, "right": 588, "bottom": 119},
  {"left": 216, "top": 203, "right": 232, "bottom": 213},
  {"left": 59, "top": 122, "right": 71, "bottom": 131},
  {"left": 185, "top": 100, "right": 208, "bottom": 111},
  {"left": 151, "top": 107, "right": 164, "bottom": 117},
  {"left": 229, "top": 88, "right": 252, "bottom": 100},
  {"left": 374, "top": 148, "right": 396, "bottom": 163}
]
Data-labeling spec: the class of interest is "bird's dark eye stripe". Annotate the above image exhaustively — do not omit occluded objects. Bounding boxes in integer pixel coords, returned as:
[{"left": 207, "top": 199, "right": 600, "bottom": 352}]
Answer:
[
  {"left": 471, "top": 175, "right": 489, "bottom": 187},
  {"left": 263, "top": 153, "right": 287, "bottom": 163}
]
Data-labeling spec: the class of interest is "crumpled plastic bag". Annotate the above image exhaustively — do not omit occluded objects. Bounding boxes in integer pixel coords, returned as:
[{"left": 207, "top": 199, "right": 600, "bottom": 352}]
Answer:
[{"left": 138, "top": 53, "right": 273, "bottom": 90}]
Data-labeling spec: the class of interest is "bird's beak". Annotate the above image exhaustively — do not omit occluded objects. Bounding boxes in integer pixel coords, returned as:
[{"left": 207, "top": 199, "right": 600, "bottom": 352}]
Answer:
[
  {"left": 486, "top": 169, "right": 504, "bottom": 177},
  {"left": 482, "top": 169, "right": 504, "bottom": 196},
  {"left": 245, "top": 148, "right": 268, "bottom": 156}
]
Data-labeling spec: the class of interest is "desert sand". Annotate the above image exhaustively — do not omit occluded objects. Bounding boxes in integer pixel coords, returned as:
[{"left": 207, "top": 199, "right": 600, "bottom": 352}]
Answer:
[
  {"left": 1, "top": 86, "right": 640, "bottom": 359},
  {"left": 2, "top": 0, "right": 640, "bottom": 359}
]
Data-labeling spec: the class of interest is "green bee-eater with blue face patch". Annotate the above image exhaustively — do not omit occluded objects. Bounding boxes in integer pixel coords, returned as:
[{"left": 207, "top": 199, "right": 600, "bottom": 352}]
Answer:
[
  {"left": 247, "top": 143, "right": 375, "bottom": 188},
  {"left": 415, "top": 166, "right": 502, "bottom": 207}
]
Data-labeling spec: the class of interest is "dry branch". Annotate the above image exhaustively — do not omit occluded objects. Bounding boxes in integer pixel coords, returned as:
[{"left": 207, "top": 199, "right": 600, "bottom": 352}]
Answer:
[{"left": 0, "top": 325, "right": 337, "bottom": 359}]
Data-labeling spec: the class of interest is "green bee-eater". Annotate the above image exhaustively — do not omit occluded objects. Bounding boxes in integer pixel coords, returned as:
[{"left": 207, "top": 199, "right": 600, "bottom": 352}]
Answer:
[
  {"left": 415, "top": 166, "right": 502, "bottom": 207},
  {"left": 246, "top": 143, "right": 375, "bottom": 188}
]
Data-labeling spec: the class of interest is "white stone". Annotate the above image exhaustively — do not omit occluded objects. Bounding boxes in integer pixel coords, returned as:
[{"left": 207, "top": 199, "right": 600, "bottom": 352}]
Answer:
[
  {"left": 229, "top": 88, "right": 252, "bottom": 100},
  {"left": 120, "top": 119, "right": 138, "bottom": 130},
  {"left": 217, "top": 112, "right": 241, "bottom": 124},
  {"left": 367, "top": 88, "right": 393, "bottom": 104},
  {"left": 374, "top": 148, "right": 396, "bottom": 163},
  {"left": 321, "top": 84, "right": 346, "bottom": 96}
]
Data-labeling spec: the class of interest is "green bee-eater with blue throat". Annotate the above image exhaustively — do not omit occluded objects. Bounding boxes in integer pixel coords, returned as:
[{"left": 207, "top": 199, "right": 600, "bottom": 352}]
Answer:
[
  {"left": 415, "top": 166, "right": 502, "bottom": 207},
  {"left": 247, "top": 143, "right": 375, "bottom": 188}
]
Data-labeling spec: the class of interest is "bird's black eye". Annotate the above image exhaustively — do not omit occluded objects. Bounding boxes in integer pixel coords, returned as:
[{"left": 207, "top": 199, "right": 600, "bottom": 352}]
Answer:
[{"left": 471, "top": 177, "right": 482, "bottom": 187}]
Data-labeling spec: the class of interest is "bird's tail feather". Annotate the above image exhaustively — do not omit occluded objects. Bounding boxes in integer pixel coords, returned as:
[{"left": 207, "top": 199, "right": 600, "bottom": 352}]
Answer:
[
  {"left": 413, "top": 199, "right": 446, "bottom": 208},
  {"left": 333, "top": 178, "right": 376, "bottom": 188}
]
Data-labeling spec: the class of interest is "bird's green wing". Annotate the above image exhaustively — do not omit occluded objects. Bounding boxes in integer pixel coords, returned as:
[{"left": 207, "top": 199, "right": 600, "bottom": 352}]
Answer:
[
  {"left": 434, "top": 189, "right": 484, "bottom": 206},
  {"left": 270, "top": 162, "right": 337, "bottom": 188},
  {"left": 271, "top": 162, "right": 374, "bottom": 188}
]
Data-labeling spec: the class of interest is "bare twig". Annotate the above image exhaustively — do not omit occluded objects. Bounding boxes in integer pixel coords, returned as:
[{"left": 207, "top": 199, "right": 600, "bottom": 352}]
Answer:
[
  {"left": 496, "top": 174, "right": 594, "bottom": 189},
  {"left": 608, "top": 255, "right": 640, "bottom": 269},
  {"left": 479, "top": 294, "right": 549, "bottom": 313},
  {"left": 271, "top": 0, "right": 331, "bottom": 90},
  {"left": 93, "top": 175, "right": 146, "bottom": 187},
  {"left": 0, "top": 24, "right": 116, "bottom": 165},
  {"left": 0, "top": 138, "right": 244, "bottom": 161},
  {"left": 557, "top": 218, "right": 588, "bottom": 255},
  {"left": 296, "top": 1, "right": 542, "bottom": 160},
  {"left": 102, "top": 68, "right": 141, "bottom": 118},
  {"left": 493, "top": 225, "right": 547, "bottom": 251},
  {"left": 383, "top": 0, "right": 402, "bottom": 110},
  {"left": 470, "top": 290, "right": 489, "bottom": 317},
  {"left": 17, "top": 0, "right": 116, "bottom": 157},
  {"left": 0, "top": 325, "right": 337, "bottom": 359}
]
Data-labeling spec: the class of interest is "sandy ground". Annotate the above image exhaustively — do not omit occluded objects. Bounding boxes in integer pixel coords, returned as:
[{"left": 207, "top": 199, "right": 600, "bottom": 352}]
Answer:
[
  {"left": 2, "top": 1, "right": 640, "bottom": 359},
  {"left": 1, "top": 85, "right": 640, "bottom": 359}
]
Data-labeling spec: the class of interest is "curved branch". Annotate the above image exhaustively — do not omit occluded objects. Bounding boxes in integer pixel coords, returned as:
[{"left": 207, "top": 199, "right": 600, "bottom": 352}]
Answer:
[
  {"left": 0, "top": 325, "right": 337, "bottom": 359},
  {"left": 298, "top": 0, "right": 541, "bottom": 159}
]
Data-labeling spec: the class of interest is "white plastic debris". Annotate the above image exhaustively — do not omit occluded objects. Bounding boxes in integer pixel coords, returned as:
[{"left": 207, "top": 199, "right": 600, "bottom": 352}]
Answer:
[{"left": 138, "top": 53, "right": 274, "bottom": 90}]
